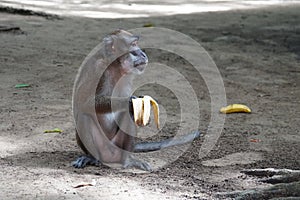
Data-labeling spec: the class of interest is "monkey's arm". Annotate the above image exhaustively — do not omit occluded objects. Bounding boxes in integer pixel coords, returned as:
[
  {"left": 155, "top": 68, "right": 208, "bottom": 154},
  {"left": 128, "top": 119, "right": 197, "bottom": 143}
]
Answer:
[{"left": 95, "top": 95, "right": 130, "bottom": 114}]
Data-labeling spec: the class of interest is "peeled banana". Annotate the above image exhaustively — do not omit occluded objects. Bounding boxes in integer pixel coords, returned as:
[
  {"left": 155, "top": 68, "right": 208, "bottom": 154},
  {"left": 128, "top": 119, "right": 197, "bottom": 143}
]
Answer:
[
  {"left": 220, "top": 104, "right": 251, "bottom": 114},
  {"left": 131, "top": 98, "right": 143, "bottom": 126},
  {"left": 131, "top": 95, "right": 160, "bottom": 129}
]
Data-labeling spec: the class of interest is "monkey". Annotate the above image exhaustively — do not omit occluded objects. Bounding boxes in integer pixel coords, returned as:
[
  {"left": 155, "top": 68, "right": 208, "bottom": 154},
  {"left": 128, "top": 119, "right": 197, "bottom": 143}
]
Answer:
[{"left": 72, "top": 29, "right": 200, "bottom": 171}]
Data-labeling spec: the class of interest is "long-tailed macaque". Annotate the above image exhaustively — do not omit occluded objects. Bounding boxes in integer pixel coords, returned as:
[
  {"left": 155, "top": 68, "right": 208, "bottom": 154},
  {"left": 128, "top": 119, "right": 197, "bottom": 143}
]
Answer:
[{"left": 72, "top": 30, "right": 200, "bottom": 171}]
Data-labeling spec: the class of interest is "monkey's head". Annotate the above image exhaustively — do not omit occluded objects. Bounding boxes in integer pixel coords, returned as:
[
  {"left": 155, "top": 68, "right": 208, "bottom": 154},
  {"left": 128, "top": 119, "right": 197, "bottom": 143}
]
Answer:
[{"left": 104, "top": 30, "right": 148, "bottom": 75}]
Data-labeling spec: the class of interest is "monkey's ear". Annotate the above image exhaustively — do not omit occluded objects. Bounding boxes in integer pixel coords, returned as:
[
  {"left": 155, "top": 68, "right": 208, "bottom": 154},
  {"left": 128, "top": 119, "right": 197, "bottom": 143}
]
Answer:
[{"left": 103, "top": 36, "right": 115, "bottom": 54}]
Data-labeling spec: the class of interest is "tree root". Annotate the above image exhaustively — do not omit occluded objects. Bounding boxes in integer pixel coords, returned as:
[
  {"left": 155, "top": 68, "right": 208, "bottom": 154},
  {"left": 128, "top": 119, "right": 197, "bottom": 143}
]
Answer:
[{"left": 216, "top": 168, "right": 300, "bottom": 200}]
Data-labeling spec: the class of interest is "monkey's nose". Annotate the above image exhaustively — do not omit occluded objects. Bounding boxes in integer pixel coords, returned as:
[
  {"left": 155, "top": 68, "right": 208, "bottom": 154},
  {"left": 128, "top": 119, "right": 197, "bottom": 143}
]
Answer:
[
  {"left": 132, "top": 49, "right": 147, "bottom": 57},
  {"left": 141, "top": 51, "right": 147, "bottom": 59},
  {"left": 140, "top": 50, "right": 148, "bottom": 63},
  {"left": 131, "top": 49, "right": 148, "bottom": 63}
]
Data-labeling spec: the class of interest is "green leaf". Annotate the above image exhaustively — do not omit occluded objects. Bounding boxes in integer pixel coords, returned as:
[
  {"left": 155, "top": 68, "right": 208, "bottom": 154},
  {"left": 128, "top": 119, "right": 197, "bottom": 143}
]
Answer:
[
  {"left": 15, "top": 84, "right": 30, "bottom": 88},
  {"left": 44, "top": 128, "right": 63, "bottom": 133}
]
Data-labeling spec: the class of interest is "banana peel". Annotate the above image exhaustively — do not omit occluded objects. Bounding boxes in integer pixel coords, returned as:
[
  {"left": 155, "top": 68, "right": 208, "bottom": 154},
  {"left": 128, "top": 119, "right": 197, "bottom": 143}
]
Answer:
[
  {"left": 220, "top": 104, "right": 251, "bottom": 114},
  {"left": 131, "top": 95, "right": 160, "bottom": 129}
]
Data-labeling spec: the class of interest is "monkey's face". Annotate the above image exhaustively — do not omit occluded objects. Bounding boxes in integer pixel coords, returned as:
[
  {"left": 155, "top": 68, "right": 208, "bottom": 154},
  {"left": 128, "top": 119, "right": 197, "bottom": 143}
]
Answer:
[
  {"left": 118, "top": 38, "right": 148, "bottom": 75},
  {"left": 104, "top": 30, "right": 148, "bottom": 75}
]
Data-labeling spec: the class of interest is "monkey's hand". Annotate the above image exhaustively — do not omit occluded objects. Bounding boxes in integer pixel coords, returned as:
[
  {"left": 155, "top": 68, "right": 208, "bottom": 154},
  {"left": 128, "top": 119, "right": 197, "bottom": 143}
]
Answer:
[{"left": 130, "top": 96, "right": 160, "bottom": 129}]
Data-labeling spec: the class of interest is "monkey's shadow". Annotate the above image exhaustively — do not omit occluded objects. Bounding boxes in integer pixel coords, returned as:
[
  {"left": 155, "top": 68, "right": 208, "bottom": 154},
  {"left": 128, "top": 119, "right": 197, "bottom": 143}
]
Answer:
[
  {"left": 0, "top": 150, "right": 114, "bottom": 174},
  {"left": 1, "top": 150, "right": 162, "bottom": 175}
]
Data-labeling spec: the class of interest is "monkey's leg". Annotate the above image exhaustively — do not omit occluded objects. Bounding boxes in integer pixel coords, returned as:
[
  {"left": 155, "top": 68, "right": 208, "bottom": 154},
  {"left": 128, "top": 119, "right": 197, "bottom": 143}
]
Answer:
[
  {"left": 111, "top": 128, "right": 152, "bottom": 172},
  {"left": 107, "top": 110, "right": 152, "bottom": 172}
]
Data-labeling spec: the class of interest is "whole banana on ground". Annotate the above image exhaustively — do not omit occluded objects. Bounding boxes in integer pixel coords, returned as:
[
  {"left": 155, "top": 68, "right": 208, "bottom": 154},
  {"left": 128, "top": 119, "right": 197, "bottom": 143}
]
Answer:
[{"left": 220, "top": 104, "right": 251, "bottom": 114}]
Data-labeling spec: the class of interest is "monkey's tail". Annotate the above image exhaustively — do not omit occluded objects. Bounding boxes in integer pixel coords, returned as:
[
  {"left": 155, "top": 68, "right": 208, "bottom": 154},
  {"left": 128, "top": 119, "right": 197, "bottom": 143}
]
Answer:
[{"left": 134, "top": 130, "right": 201, "bottom": 153}]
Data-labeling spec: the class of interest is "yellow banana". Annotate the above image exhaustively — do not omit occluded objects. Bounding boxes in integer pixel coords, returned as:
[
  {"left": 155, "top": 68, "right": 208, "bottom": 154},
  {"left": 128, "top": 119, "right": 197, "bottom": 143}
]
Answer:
[
  {"left": 142, "top": 96, "right": 151, "bottom": 126},
  {"left": 131, "top": 96, "right": 160, "bottom": 129},
  {"left": 220, "top": 104, "right": 251, "bottom": 114},
  {"left": 145, "top": 95, "right": 160, "bottom": 129}
]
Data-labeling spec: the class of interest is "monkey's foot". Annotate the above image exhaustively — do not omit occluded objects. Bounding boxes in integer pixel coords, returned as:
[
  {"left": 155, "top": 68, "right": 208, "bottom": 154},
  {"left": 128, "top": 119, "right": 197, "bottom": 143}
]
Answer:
[
  {"left": 123, "top": 155, "right": 152, "bottom": 172},
  {"left": 72, "top": 155, "right": 99, "bottom": 168},
  {"left": 216, "top": 168, "right": 300, "bottom": 199}
]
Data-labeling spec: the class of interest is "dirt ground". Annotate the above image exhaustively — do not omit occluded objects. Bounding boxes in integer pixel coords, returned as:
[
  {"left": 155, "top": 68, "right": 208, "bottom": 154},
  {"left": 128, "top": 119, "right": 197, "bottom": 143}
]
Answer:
[{"left": 0, "top": 3, "right": 299, "bottom": 200}]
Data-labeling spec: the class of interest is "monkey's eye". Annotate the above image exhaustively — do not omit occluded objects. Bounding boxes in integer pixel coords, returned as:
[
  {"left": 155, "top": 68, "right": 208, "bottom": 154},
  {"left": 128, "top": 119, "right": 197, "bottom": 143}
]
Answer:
[{"left": 131, "top": 40, "right": 138, "bottom": 47}]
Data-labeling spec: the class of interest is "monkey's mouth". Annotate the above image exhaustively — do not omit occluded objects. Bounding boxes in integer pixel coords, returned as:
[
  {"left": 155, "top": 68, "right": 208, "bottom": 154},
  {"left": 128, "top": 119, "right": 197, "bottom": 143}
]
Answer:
[
  {"left": 134, "top": 61, "right": 147, "bottom": 69},
  {"left": 134, "top": 62, "right": 146, "bottom": 68}
]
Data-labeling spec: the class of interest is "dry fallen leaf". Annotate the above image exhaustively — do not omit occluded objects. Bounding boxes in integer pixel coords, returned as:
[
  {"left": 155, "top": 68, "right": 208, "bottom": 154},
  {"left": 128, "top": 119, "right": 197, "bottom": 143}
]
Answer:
[
  {"left": 73, "top": 179, "right": 96, "bottom": 188},
  {"left": 143, "top": 23, "right": 154, "bottom": 27}
]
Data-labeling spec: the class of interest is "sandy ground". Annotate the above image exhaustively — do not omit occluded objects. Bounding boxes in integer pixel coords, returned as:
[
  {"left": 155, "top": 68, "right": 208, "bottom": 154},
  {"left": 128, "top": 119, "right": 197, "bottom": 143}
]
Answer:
[{"left": 0, "top": 3, "right": 300, "bottom": 200}]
